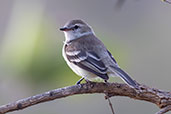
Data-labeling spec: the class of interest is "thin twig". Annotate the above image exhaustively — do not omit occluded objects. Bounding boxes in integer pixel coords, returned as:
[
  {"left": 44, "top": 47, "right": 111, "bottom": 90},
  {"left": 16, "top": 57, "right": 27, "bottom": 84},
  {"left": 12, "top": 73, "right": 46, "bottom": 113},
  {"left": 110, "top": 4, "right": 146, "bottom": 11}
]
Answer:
[
  {"left": 105, "top": 92, "right": 115, "bottom": 114},
  {"left": 106, "top": 97, "right": 115, "bottom": 114}
]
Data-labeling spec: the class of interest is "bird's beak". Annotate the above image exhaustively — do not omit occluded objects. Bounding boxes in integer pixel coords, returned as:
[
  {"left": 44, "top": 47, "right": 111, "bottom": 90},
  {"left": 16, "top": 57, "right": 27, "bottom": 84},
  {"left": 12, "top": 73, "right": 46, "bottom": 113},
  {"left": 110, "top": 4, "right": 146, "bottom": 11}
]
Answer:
[{"left": 59, "top": 27, "right": 72, "bottom": 31}]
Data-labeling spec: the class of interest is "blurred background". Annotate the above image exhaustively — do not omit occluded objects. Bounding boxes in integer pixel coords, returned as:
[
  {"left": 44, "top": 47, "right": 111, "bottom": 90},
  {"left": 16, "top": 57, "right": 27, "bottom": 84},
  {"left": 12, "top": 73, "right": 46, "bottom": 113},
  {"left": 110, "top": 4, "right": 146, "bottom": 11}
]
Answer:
[{"left": 0, "top": 0, "right": 171, "bottom": 114}]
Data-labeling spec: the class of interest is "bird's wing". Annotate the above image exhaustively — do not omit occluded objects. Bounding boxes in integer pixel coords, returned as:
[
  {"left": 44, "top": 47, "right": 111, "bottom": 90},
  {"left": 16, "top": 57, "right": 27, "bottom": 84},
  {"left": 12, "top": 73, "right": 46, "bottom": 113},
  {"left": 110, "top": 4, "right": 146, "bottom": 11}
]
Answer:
[
  {"left": 107, "top": 50, "right": 117, "bottom": 64},
  {"left": 65, "top": 50, "right": 109, "bottom": 80}
]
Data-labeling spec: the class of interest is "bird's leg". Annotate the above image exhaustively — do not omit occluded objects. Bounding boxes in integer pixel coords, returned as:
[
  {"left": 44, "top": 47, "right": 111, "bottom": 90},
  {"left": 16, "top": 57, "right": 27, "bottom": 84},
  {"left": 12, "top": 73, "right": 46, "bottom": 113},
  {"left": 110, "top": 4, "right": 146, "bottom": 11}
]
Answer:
[
  {"left": 76, "top": 77, "right": 84, "bottom": 85},
  {"left": 85, "top": 79, "right": 93, "bottom": 84}
]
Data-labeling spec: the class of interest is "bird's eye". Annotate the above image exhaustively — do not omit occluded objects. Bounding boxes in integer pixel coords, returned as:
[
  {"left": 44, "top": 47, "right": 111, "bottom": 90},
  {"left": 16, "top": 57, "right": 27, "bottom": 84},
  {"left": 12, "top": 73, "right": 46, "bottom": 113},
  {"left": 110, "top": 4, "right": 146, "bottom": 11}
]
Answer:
[{"left": 74, "top": 25, "right": 79, "bottom": 29}]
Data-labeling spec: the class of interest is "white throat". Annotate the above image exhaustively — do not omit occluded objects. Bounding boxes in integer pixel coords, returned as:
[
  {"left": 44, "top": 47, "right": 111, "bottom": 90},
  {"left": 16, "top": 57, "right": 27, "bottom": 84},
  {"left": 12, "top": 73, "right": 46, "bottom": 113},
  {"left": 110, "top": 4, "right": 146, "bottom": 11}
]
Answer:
[{"left": 64, "top": 31, "right": 94, "bottom": 43}]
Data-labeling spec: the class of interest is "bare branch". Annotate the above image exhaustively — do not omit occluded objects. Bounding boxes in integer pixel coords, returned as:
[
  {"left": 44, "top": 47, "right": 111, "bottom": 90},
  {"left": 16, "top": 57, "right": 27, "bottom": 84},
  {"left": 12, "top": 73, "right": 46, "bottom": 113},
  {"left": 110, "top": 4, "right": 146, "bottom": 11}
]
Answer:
[
  {"left": 0, "top": 82, "right": 170, "bottom": 114},
  {"left": 156, "top": 105, "right": 171, "bottom": 114}
]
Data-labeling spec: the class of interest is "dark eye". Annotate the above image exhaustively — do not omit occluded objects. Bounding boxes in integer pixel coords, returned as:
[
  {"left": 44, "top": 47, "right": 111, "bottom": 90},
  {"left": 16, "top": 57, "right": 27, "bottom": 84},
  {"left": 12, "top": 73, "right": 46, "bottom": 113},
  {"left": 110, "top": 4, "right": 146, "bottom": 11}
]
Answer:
[{"left": 74, "top": 25, "right": 79, "bottom": 29}]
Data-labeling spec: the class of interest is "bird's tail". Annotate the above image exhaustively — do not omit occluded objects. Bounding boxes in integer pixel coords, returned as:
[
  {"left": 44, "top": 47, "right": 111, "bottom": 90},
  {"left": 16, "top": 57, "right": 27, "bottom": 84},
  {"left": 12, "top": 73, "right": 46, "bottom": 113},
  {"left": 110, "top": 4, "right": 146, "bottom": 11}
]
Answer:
[{"left": 111, "top": 66, "right": 138, "bottom": 88}]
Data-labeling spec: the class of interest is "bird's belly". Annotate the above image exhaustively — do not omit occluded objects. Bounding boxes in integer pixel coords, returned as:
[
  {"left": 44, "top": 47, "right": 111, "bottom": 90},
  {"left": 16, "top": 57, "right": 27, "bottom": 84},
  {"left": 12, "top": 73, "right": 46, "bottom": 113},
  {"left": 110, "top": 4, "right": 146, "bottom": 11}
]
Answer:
[
  {"left": 67, "top": 61, "right": 98, "bottom": 80},
  {"left": 62, "top": 46, "right": 97, "bottom": 80}
]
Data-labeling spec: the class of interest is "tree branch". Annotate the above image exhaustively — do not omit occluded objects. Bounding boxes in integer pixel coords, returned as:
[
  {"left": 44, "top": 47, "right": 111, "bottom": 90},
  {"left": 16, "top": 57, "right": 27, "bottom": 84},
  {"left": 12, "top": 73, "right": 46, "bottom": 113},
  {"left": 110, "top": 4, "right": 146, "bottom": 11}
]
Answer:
[
  {"left": 156, "top": 105, "right": 171, "bottom": 114},
  {"left": 0, "top": 82, "right": 170, "bottom": 114}
]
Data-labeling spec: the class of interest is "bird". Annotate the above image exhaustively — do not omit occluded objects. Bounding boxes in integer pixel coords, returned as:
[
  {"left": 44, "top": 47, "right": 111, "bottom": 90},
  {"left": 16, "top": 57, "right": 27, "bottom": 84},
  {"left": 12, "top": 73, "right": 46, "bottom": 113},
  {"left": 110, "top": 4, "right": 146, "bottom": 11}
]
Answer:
[{"left": 60, "top": 19, "right": 137, "bottom": 88}]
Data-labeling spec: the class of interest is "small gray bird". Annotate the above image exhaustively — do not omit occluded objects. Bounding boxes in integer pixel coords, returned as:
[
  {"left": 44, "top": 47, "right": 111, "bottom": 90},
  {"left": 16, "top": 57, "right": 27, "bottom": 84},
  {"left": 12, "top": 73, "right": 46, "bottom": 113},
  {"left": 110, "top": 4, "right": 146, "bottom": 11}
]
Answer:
[{"left": 60, "top": 19, "right": 137, "bottom": 88}]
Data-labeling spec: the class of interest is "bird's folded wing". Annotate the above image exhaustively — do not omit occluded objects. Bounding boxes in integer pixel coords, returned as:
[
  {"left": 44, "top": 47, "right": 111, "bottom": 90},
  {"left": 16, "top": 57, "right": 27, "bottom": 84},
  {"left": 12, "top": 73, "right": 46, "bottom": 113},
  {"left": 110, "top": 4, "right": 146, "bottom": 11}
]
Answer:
[{"left": 66, "top": 50, "right": 109, "bottom": 80}]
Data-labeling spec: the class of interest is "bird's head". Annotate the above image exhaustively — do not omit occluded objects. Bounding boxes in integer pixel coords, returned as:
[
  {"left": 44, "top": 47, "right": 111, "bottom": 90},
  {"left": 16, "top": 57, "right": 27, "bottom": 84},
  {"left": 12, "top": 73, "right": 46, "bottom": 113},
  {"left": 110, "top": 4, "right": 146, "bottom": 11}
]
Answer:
[{"left": 60, "top": 19, "right": 94, "bottom": 42}]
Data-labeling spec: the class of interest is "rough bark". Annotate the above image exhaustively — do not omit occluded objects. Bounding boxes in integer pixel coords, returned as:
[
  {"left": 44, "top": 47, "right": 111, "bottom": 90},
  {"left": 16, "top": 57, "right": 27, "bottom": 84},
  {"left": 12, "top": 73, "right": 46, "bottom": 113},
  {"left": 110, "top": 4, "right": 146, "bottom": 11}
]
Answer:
[{"left": 0, "top": 82, "right": 170, "bottom": 114}]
